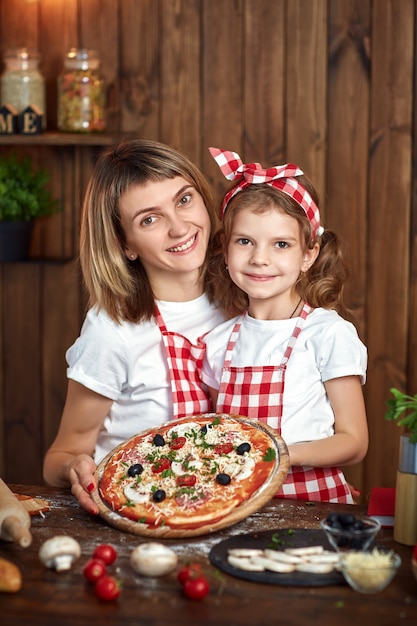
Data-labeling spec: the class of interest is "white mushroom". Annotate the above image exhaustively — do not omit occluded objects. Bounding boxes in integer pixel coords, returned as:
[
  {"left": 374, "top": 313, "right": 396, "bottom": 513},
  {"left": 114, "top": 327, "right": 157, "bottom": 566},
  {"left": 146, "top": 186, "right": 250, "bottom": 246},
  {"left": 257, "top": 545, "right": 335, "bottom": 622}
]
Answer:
[
  {"left": 39, "top": 535, "right": 81, "bottom": 571},
  {"left": 130, "top": 542, "right": 178, "bottom": 577}
]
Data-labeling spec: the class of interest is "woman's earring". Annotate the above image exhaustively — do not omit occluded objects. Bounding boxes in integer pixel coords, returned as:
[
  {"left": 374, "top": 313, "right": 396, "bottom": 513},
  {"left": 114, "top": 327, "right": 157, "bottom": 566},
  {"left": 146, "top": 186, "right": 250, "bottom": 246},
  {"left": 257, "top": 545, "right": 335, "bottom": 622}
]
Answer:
[{"left": 130, "top": 254, "right": 135, "bottom": 259}]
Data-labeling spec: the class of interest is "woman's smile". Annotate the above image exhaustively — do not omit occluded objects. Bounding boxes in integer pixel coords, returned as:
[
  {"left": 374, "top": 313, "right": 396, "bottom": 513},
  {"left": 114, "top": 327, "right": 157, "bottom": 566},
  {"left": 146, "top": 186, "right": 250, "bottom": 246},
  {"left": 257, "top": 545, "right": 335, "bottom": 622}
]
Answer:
[{"left": 167, "top": 232, "right": 198, "bottom": 253}]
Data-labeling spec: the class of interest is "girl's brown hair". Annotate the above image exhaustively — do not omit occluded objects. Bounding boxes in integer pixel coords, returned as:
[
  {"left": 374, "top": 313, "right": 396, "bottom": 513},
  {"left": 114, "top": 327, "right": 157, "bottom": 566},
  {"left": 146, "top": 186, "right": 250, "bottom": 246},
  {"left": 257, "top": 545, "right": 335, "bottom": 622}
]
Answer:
[
  {"left": 80, "top": 139, "right": 220, "bottom": 323},
  {"left": 207, "top": 180, "right": 349, "bottom": 318}
]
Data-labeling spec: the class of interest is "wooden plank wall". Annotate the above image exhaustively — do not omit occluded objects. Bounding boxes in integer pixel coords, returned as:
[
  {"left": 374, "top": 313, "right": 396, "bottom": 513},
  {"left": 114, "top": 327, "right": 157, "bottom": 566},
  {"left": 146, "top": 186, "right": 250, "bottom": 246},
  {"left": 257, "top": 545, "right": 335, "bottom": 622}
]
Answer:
[{"left": 0, "top": 0, "right": 416, "bottom": 505}]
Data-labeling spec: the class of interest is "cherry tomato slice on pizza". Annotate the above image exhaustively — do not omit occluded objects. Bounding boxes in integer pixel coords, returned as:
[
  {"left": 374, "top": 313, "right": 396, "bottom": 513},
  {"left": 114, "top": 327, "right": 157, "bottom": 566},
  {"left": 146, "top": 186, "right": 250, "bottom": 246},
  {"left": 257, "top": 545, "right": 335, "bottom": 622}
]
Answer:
[
  {"left": 176, "top": 474, "right": 197, "bottom": 487},
  {"left": 169, "top": 436, "right": 187, "bottom": 450},
  {"left": 152, "top": 457, "right": 171, "bottom": 473},
  {"left": 214, "top": 442, "right": 233, "bottom": 455}
]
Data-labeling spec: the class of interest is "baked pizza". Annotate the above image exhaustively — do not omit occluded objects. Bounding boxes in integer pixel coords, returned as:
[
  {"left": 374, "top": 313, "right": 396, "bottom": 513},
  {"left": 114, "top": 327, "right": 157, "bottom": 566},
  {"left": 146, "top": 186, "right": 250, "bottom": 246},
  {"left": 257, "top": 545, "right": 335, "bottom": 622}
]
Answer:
[{"left": 93, "top": 413, "right": 290, "bottom": 538}]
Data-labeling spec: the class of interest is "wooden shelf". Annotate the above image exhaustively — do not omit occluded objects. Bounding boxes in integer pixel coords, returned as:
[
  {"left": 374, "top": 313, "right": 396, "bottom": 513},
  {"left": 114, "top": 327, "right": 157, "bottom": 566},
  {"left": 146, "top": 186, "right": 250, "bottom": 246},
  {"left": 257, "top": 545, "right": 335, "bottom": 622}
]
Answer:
[
  {"left": 0, "top": 132, "right": 123, "bottom": 146},
  {"left": 0, "top": 133, "right": 127, "bottom": 262}
]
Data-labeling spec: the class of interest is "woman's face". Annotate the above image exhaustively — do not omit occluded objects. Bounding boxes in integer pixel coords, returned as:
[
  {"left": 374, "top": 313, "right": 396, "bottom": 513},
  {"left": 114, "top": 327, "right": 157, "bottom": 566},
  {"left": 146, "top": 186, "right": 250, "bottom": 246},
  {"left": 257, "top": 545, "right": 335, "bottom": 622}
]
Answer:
[{"left": 119, "top": 176, "right": 211, "bottom": 291}]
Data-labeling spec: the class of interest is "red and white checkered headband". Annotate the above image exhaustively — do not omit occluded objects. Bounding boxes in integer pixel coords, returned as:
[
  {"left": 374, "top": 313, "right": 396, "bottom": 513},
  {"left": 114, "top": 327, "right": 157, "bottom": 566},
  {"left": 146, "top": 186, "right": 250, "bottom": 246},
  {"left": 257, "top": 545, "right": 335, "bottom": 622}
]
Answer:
[{"left": 209, "top": 147, "right": 324, "bottom": 240}]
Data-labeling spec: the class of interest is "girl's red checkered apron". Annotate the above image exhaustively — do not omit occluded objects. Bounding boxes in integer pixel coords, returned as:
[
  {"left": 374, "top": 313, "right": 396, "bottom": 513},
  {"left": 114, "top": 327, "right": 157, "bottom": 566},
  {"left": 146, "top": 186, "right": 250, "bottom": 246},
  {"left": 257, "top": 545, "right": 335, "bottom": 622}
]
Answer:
[
  {"left": 216, "top": 303, "right": 352, "bottom": 503},
  {"left": 155, "top": 307, "right": 212, "bottom": 418}
]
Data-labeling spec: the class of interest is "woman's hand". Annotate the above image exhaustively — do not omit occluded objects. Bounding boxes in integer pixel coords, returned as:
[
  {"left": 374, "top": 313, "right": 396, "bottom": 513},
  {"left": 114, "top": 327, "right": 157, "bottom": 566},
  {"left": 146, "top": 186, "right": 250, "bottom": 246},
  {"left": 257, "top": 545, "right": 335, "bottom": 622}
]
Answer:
[
  {"left": 67, "top": 453, "right": 99, "bottom": 515},
  {"left": 43, "top": 381, "right": 113, "bottom": 516}
]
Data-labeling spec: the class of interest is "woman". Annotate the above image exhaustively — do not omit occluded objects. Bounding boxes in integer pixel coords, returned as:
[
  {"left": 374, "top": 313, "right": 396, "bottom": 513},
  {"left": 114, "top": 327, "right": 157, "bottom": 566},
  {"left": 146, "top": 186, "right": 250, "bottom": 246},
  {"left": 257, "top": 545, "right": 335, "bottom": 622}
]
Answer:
[{"left": 43, "top": 139, "right": 224, "bottom": 514}]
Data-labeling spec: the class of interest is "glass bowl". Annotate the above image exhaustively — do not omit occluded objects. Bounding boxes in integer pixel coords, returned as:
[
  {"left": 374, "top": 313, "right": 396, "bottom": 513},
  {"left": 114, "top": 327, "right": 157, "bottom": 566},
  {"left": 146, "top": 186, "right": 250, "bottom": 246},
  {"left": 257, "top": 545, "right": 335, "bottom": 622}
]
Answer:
[
  {"left": 320, "top": 513, "right": 381, "bottom": 552},
  {"left": 340, "top": 550, "right": 401, "bottom": 594}
]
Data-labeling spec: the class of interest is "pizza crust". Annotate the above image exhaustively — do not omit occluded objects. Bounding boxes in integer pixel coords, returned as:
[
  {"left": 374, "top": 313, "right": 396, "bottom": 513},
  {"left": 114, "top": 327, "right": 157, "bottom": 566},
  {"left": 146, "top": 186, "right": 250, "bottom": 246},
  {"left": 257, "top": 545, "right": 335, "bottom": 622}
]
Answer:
[{"left": 92, "top": 413, "right": 290, "bottom": 538}]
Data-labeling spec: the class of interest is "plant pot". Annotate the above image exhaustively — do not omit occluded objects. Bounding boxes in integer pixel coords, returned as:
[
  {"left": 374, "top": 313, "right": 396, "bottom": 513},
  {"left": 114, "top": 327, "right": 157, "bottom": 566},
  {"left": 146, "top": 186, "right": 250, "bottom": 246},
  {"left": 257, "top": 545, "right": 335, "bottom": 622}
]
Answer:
[
  {"left": 399, "top": 434, "right": 417, "bottom": 473},
  {"left": 394, "top": 435, "right": 417, "bottom": 546},
  {"left": 0, "top": 220, "right": 33, "bottom": 262}
]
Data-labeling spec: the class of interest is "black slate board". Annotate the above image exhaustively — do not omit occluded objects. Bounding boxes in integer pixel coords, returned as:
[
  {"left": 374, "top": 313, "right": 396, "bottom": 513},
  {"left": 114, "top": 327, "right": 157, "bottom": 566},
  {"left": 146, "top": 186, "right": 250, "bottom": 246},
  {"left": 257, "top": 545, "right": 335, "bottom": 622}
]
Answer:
[{"left": 209, "top": 528, "right": 345, "bottom": 587}]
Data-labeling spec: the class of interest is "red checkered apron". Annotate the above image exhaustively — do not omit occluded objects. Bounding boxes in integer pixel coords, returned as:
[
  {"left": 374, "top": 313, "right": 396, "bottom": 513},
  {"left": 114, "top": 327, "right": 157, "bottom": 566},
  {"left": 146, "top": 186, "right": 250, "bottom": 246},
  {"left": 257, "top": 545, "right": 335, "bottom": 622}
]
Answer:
[
  {"left": 155, "top": 307, "right": 212, "bottom": 419},
  {"left": 216, "top": 304, "right": 352, "bottom": 503}
]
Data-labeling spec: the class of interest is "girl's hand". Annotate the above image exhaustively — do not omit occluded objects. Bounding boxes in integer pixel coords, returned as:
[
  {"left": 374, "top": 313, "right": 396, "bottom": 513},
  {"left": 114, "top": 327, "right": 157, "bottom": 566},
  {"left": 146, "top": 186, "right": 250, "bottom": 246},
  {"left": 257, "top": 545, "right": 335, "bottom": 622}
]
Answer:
[{"left": 67, "top": 454, "right": 100, "bottom": 515}]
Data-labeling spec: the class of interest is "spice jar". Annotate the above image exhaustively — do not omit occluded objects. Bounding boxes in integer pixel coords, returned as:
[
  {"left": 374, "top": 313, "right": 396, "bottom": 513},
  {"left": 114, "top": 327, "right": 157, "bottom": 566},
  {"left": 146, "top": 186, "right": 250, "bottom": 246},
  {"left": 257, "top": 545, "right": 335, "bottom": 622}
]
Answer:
[
  {"left": 1, "top": 48, "right": 46, "bottom": 127},
  {"left": 57, "top": 48, "right": 106, "bottom": 133}
]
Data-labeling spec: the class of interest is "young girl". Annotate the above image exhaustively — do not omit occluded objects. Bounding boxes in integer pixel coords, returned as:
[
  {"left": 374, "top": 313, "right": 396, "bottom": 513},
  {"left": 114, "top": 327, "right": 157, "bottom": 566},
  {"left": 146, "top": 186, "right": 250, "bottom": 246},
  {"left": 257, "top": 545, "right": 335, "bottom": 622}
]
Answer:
[
  {"left": 43, "top": 139, "right": 224, "bottom": 514},
  {"left": 201, "top": 147, "right": 368, "bottom": 503}
]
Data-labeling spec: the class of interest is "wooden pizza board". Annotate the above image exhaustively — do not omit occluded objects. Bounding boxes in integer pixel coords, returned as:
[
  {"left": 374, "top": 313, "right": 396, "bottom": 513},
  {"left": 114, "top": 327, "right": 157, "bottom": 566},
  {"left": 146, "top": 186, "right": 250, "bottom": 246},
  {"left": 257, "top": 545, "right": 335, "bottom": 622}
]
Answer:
[{"left": 92, "top": 413, "right": 290, "bottom": 539}]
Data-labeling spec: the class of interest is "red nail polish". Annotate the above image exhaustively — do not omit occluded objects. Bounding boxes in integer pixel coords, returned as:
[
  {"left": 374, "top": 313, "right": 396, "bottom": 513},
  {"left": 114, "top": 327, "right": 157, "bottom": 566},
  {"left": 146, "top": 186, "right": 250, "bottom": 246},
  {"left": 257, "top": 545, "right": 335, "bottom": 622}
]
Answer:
[{"left": 87, "top": 483, "right": 95, "bottom": 493}]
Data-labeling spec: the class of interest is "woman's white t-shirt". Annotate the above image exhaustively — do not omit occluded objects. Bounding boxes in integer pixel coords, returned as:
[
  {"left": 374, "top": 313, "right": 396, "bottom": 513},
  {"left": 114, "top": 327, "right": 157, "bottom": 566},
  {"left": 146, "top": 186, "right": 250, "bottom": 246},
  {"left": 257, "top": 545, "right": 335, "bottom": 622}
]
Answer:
[
  {"left": 200, "top": 308, "right": 367, "bottom": 446},
  {"left": 66, "top": 294, "right": 224, "bottom": 462}
]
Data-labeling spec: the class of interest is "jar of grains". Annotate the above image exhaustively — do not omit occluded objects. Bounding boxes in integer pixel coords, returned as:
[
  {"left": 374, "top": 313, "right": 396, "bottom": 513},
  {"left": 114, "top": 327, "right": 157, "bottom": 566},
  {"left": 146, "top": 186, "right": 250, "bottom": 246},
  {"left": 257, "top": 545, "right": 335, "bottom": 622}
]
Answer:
[
  {"left": 1, "top": 48, "right": 46, "bottom": 127},
  {"left": 57, "top": 48, "right": 106, "bottom": 132}
]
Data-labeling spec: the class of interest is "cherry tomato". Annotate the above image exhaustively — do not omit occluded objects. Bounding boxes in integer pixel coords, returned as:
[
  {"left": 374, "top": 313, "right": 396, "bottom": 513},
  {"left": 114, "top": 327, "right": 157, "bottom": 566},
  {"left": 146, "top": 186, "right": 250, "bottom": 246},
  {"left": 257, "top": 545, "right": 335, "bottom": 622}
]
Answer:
[
  {"left": 177, "top": 563, "right": 202, "bottom": 585},
  {"left": 94, "top": 575, "right": 121, "bottom": 602},
  {"left": 169, "top": 436, "right": 187, "bottom": 450},
  {"left": 183, "top": 575, "right": 210, "bottom": 600},
  {"left": 93, "top": 544, "right": 118, "bottom": 565},
  {"left": 83, "top": 558, "right": 107, "bottom": 583},
  {"left": 152, "top": 457, "right": 171, "bottom": 473},
  {"left": 176, "top": 474, "right": 197, "bottom": 487},
  {"left": 214, "top": 442, "right": 233, "bottom": 455}
]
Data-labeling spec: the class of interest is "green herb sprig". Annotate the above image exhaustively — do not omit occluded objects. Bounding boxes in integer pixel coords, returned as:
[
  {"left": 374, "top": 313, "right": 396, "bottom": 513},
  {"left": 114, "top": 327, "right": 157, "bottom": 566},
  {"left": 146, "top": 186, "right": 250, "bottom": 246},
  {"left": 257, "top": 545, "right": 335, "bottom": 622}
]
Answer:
[
  {"left": 385, "top": 387, "right": 417, "bottom": 443},
  {"left": 263, "top": 447, "right": 276, "bottom": 462}
]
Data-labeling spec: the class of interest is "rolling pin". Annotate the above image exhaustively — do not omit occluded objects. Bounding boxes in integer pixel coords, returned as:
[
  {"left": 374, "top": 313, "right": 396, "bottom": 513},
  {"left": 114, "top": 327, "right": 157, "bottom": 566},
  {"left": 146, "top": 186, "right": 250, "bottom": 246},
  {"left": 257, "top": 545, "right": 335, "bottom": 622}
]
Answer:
[{"left": 0, "top": 478, "right": 32, "bottom": 547}]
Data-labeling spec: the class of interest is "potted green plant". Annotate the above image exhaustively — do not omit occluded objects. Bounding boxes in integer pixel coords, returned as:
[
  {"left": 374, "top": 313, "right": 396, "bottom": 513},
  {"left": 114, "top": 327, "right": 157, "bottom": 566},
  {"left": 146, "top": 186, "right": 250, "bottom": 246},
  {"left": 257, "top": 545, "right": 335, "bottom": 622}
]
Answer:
[
  {"left": 385, "top": 388, "right": 417, "bottom": 444},
  {"left": 385, "top": 387, "right": 417, "bottom": 545},
  {"left": 0, "top": 152, "right": 58, "bottom": 261}
]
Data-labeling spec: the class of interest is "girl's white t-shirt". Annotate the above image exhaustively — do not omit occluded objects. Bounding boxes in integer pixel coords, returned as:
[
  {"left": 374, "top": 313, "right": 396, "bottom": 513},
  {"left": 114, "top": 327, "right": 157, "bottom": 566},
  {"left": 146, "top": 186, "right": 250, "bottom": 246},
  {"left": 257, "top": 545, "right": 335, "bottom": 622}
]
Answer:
[
  {"left": 200, "top": 308, "right": 367, "bottom": 446},
  {"left": 66, "top": 294, "right": 224, "bottom": 462}
]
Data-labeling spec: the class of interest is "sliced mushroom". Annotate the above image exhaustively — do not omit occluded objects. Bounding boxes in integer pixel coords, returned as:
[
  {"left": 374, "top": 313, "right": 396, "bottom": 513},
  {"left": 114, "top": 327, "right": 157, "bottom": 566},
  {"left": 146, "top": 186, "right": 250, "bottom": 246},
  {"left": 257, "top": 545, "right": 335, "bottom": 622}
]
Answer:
[
  {"left": 227, "top": 555, "right": 265, "bottom": 571},
  {"left": 249, "top": 555, "right": 295, "bottom": 573},
  {"left": 285, "top": 546, "right": 324, "bottom": 556},
  {"left": 263, "top": 549, "right": 304, "bottom": 564},
  {"left": 130, "top": 542, "right": 178, "bottom": 577},
  {"left": 228, "top": 548, "right": 264, "bottom": 558},
  {"left": 39, "top": 535, "right": 81, "bottom": 571},
  {"left": 295, "top": 562, "right": 335, "bottom": 574}
]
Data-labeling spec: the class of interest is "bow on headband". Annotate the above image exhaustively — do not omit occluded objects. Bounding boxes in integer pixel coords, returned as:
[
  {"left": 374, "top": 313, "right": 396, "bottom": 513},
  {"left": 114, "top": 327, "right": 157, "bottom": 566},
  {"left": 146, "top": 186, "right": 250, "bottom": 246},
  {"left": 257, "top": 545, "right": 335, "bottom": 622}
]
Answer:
[{"left": 209, "top": 147, "right": 324, "bottom": 240}]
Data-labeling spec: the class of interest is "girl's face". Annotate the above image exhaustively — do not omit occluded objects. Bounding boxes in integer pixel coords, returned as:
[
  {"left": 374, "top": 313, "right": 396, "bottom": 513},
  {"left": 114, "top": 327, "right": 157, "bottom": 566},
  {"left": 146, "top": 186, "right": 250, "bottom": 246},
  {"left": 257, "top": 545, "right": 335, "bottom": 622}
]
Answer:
[
  {"left": 226, "top": 206, "right": 319, "bottom": 318},
  {"left": 119, "top": 176, "right": 211, "bottom": 293}
]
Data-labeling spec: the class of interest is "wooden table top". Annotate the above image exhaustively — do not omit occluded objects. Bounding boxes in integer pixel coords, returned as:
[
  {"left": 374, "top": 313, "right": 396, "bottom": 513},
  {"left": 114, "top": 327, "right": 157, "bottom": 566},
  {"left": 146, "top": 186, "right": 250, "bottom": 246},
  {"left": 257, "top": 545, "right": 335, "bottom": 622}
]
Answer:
[{"left": 1, "top": 484, "right": 416, "bottom": 626}]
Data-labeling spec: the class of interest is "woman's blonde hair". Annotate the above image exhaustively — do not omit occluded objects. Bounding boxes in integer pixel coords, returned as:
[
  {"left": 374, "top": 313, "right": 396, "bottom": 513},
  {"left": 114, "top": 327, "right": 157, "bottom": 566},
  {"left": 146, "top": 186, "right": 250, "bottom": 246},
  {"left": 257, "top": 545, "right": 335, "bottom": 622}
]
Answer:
[
  {"left": 80, "top": 139, "right": 219, "bottom": 323},
  {"left": 207, "top": 180, "right": 349, "bottom": 318}
]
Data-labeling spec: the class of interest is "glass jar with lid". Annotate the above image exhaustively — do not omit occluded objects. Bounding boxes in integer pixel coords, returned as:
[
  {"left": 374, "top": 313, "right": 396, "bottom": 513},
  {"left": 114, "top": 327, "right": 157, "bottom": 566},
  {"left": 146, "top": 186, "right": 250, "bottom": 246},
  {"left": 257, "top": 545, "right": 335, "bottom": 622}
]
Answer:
[
  {"left": 1, "top": 48, "right": 46, "bottom": 127},
  {"left": 57, "top": 48, "right": 106, "bottom": 133}
]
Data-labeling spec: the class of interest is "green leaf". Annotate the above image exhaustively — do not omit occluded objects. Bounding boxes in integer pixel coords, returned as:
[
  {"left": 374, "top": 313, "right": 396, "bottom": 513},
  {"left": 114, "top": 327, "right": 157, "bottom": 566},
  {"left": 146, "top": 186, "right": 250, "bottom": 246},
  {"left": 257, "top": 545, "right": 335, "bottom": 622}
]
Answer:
[
  {"left": 263, "top": 447, "right": 276, "bottom": 462},
  {"left": 384, "top": 387, "right": 417, "bottom": 440}
]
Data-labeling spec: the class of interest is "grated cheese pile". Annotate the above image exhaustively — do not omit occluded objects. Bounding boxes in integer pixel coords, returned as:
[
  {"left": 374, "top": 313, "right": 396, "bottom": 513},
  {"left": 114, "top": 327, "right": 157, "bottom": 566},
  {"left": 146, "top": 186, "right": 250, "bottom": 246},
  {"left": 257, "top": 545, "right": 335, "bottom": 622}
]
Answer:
[{"left": 341, "top": 548, "right": 398, "bottom": 590}]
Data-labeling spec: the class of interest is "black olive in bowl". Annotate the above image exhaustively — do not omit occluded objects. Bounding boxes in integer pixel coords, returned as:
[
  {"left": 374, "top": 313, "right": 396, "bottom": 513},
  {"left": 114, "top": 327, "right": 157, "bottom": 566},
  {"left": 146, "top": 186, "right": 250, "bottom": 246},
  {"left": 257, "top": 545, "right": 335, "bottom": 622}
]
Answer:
[{"left": 320, "top": 513, "right": 381, "bottom": 552}]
